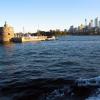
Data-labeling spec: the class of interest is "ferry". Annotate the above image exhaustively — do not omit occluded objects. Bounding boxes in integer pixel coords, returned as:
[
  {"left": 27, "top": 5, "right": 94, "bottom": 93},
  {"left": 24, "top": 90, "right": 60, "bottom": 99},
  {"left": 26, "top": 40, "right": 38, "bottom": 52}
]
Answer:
[{"left": 47, "top": 36, "right": 56, "bottom": 40}]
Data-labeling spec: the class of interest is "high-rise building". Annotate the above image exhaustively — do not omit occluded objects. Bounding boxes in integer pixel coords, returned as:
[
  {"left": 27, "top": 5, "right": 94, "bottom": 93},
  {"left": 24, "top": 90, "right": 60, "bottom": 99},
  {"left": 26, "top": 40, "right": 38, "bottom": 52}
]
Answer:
[
  {"left": 95, "top": 17, "right": 99, "bottom": 27},
  {"left": 69, "top": 25, "right": 74, "bottom": 33},
  {"left": 99, "top": 21, "right": 100, "bottom": 28},
  {"left": 80, "top": 24, "right": 84, "bottom": 30},
  {"left": 85, "top": 19, "right": 87, "bottom": 26},
  {"left": 90, "top": 20, "right": 93, "bottom": 28}
]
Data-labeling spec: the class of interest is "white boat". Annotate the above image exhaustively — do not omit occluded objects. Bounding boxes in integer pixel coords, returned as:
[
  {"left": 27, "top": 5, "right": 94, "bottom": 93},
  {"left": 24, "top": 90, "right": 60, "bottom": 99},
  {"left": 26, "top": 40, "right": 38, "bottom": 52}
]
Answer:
[{"left": 47, "top": 36, "right": 56, "bottom": 40}]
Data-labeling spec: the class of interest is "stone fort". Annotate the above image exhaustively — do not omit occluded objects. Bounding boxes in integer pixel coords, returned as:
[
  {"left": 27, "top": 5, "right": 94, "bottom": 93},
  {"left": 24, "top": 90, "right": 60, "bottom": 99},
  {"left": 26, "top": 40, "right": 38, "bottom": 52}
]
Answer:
[
  {"left": 0, "top": 22, "right": 50, "bottom": 43},
  {"left": 0, "top": 22, "right": 14, "bottom": 42}
]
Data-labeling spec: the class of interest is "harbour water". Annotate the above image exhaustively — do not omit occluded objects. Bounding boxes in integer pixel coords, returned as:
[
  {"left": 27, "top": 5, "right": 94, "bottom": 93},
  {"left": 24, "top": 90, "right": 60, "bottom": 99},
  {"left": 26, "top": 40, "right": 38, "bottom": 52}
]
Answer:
[{"left": 0, "top": 36, "right": 100, "bottom": 100}]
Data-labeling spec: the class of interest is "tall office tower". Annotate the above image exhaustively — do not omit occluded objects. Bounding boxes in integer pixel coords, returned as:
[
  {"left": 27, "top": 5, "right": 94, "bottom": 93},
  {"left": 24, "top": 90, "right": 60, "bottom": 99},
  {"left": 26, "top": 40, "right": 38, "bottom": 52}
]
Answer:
[
  {"left": 90, "top": 20, "right": 93, "bottom": 28},
  {"left": 99, "top": 21, "right": 100, "bottom": 28},
  {"left": 85, "top": 19, "right": 87, "bottom": 26},
  {"left": 89, "top": 22, "right": 91, "bottom": 29},
  {"left": 95, "top": 17, "right": 99, "bottom": 27}
]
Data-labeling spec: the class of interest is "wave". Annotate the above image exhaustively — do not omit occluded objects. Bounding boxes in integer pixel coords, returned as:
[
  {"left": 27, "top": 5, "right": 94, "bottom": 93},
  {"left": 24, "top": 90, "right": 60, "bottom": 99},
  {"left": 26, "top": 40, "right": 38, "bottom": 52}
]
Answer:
[
  {"left": 76, "top": 76, "right": 100, "bottom": 86},
  {"left": 0, "top": 76, "right": 100, "bottom": 100}
]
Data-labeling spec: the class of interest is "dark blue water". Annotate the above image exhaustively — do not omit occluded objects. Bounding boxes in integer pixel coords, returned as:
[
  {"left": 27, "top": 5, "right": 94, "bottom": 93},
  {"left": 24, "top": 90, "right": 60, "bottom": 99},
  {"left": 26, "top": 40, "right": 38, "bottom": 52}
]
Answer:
[{"left": 0, "top": 36, "right": 100, "bottom": 100}]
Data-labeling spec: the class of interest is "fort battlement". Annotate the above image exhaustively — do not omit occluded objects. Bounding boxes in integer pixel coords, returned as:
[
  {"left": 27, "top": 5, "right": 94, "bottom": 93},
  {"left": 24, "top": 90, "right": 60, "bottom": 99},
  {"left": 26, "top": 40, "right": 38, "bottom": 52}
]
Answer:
[
  {"left": 0, "top": 22, "right": 55, "bottom": 43},
  {"left": 0, "top": 22, "right": 14, "bottom": 42}
]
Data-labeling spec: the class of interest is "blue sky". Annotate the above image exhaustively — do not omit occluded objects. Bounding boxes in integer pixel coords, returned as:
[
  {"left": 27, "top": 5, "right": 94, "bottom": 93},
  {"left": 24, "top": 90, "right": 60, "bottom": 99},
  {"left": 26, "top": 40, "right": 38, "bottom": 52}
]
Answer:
[{"left": 0, "top": 0, "right": 100, "bottom": 32}]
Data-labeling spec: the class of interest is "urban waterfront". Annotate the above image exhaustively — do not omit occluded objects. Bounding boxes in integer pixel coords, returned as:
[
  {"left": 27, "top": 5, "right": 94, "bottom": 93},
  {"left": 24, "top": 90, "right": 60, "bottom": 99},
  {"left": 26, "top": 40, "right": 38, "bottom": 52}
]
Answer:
[{"left": 0, "top": 36, "right": 100, "bottom": 100}]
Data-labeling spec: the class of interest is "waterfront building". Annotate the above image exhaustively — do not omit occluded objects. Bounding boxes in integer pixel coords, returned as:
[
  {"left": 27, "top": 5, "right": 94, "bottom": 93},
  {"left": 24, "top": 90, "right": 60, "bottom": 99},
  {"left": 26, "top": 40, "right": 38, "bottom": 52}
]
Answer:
[
  {"left": 69, "top": 25, "right": 74, "bottom": 33},
  {"left": 99, "top": 21, "right": 100, "bottom": 28},
  {"left": 80, "top": 24, "right": 84, "bottom": 30},
  {"left": 0, "top": 22, "right": 50, "bottom": 43},
  {"left": 77, "top": 24, "right": 84, "bottom": 33},
  {"left": 68, "top": 17, "right": 100, "bottom": 35},
  {"left": 94, "top": 17, "right": 99, "bottom": 27},
  {"left": 0, "top": 22, "right": 14, "bottom": 42},
  {"left": 89, "top": 20, "right": 93, "bottom": 28},
  {"left": 85, "top": 19, "right": 87, "bottom": 27}
]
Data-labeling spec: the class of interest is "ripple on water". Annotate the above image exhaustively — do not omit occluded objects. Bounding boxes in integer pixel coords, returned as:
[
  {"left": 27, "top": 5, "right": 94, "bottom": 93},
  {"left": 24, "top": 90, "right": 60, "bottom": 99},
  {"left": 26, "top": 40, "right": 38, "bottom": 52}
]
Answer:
[{"left": 0, "top": 36, "right": 100, "bottom": 99}]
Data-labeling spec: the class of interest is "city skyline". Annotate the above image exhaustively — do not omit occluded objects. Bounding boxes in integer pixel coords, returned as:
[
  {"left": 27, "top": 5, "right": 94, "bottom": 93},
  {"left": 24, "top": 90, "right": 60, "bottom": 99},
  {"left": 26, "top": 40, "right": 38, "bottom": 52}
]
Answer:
[
  {"left": 0, "top": 0, "right": 100, "bottom": 32},
  {"left": 71, "top": 17, "right": 100, "bottom": 28}
]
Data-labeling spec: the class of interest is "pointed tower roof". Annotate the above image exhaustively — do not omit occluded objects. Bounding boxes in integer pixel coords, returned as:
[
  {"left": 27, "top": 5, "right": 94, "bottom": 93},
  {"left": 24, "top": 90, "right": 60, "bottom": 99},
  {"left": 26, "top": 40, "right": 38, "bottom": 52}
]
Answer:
[{"left": 4, "top": 21, "right": 9, "bottom": 27}]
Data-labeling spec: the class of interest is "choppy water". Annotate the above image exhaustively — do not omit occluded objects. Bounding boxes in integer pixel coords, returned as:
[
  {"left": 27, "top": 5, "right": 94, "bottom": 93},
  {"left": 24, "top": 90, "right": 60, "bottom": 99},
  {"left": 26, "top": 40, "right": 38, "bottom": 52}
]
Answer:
[{"left": 0, "top": 36, "right": 100, "bottom": 100}]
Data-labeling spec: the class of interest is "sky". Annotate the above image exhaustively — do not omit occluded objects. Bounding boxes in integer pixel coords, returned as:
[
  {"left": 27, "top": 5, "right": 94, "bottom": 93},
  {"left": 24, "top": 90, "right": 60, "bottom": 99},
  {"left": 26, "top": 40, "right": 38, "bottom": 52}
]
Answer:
[{"left": 0, "top": 0, "right": 100, "bottom": 32}]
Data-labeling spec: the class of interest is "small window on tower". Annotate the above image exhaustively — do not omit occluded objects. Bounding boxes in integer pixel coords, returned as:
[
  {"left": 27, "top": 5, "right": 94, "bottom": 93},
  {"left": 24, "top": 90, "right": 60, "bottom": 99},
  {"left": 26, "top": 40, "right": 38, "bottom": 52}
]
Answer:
[{"left": 8, "top": 33, "right": 10, "bottom": 35}]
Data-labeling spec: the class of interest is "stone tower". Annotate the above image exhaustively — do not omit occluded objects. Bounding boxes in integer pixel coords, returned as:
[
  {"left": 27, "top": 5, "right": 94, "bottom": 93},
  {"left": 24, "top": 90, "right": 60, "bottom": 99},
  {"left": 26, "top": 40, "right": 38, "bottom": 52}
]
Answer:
[{"left": 0, "top": 22, "right": 14, "bottom": 42}]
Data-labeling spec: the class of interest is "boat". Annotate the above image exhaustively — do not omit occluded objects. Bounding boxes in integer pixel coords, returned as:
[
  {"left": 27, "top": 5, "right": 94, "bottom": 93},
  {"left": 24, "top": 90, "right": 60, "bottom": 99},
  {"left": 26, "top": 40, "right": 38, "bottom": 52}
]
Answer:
[
  {"left": 47, "top": 36, "right": 56, "bottom": 40},
  {"left": 11, "top": 35, "right": 48, "bottom": 43}
]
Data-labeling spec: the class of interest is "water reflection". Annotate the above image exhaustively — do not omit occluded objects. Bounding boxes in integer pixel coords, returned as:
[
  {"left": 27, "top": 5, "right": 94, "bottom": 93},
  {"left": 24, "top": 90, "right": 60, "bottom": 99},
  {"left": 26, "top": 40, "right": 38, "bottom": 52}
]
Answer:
[{"left": 0, "top": 42, "right": 15, "bottom": 55}]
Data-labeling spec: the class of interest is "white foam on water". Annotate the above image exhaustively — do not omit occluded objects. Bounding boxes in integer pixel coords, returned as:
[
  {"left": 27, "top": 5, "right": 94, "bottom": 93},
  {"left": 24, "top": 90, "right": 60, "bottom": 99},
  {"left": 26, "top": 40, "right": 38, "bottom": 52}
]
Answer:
[
  {"left": 45, "top": 86, "right": 72, "bottom": 100},
  {"left": 76, "top": 76, "right": 100, "bottom": 86},
  {"left": 86, "top": 88, "right": 100, "bottom": 100},
  {"left": 86, "top": 94, "right": 100, "bottom": 100},
  {"left": 76, "top": 76, "right": 100, "bottom": 100},
  {"left": 86, "top": 96, "right": 100, "bottom": 100}
]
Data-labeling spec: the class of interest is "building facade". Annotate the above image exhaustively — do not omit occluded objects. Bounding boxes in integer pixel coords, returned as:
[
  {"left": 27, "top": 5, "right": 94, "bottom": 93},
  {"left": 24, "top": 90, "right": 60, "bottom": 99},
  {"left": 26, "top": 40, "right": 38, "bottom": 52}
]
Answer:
[
  {"left": 0, "top": 22, "right": 14, "bottom": 42},
  {"left": 95, "top": 17, "right": 99, "bottom": 27}
]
